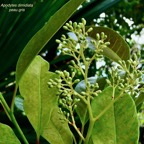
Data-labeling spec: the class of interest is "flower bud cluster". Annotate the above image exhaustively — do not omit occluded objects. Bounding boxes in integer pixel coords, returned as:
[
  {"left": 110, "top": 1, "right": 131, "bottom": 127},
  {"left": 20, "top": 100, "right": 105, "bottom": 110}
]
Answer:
[
  {"left": 106, "top": 51, "right": 144, "bottom": 97},
  {"left": 91, "top": 32, "right": 110, "bottom": 55},
  {"left": 106, "top": 67, "right": 124, "bottom": 88},
  {"left": 86, "top": 82, "right": 102, "bottom": 98},
  {"left": 48, "top": 70, "right": 81, "bottom": 121},
  {"left": 56, "top": 19, "right": 94, "bottom": 58},
  {"left": 119, "top": 52, "right": 144, "bottom": 96},
  {"left": 56, "top": 18, "right": 110, "bottom": 70},
  {"left": 59, "top": 97, "right": 80, "bottom": 119}
]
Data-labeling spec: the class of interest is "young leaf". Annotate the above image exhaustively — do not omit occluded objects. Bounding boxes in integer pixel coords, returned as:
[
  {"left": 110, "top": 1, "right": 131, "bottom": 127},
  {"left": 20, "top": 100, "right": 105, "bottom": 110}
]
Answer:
[
  {"left": 42, "top": 106, "right": 73, "bottom": 144},
  {"left": 16, "top": 0, "right": 85, "bottom": 85},
  {"left": 19, "top": 56, "right": 59, "bottom": 140},
  {"left": 0, "top": 123, "right": 21, "bottom": 144},
  {"left": 88, "top": 26, "right": 130, "bottom": 62},
  {"left": 91, "top": 86, "right": 139, "bottom": 144}
]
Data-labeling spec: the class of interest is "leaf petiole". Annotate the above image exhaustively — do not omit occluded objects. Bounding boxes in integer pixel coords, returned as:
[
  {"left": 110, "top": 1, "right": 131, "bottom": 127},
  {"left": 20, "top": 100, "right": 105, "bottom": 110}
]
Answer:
[{"left": 0, "top": 93, "right": 28, "bottom": 144}]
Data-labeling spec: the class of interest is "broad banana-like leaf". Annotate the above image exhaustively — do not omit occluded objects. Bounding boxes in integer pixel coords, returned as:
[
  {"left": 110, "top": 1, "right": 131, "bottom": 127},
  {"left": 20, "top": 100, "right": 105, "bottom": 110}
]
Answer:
[
  {"left": 19, "top": 56, "right": 58, "bottom": 140},
  {"left": 91, "top": 86, "right": 139, "bottom": 144}
]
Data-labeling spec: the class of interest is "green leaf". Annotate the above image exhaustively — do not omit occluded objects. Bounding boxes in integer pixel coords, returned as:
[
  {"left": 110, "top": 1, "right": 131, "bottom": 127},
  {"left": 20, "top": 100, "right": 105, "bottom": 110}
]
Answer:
[
  {"left": 75, "top": 98, "right": 88, "bottom": 126},
  {"left": 0, "top": 0, "right": 68, "bottom": 78},
  {"left": 88, "top": 26, "right": 130, "bottom": 62},
  {"left": 135, "top": 92, "right": 144, "bottom": 108},
  {"left": 75, "top": 77, "right": 106, "bottom": 93},
  {"left": 75, "top": 77, "right": 106, "bottom": 125},
  {"left": 19, "top": 56, "right": 58, "bottom": 139},
  {"left": 42, "top": 106, "right": 73, "bottom": 144},
  {"left": 16, "top": 0, "right": 85, "bottom": 85},
  {"left": 91, "top": 87, "right": 139, "bottom": 144},
  {"left": 0, "top": 123, "right": 20, "bottom": 144}
]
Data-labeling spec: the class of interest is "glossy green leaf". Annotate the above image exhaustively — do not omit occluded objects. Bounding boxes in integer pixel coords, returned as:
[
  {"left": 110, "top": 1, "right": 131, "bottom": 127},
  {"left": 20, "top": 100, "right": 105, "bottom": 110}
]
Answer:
[
  {"left": 135, "top": 92, "right": 144, "bottom": 108},
  {"left": 16, "top": 0, "right": 85, "bottom": 85},
  {"left": 0, "top": 123, "right": 20, "bottom": 144},
  {"left": 19, "top": 56, "right": 58, "bottom": 139},
  {"left": 75, "top": 77, "right": 106, "bottom": 125},
  {"left": 91, "top": 86, "right": 139, "bottom": 144},
  {"left": 42, "top": 106, "right": 73, "bottom": 144},
  {"left": 88, "top": 26, "right": 130, "bottom": 62}
]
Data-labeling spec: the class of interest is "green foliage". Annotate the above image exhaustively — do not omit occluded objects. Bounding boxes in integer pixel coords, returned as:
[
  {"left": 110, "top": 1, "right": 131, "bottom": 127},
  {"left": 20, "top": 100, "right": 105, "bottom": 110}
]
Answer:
[
  {"left": 91, "top": 87, "right": 139, "bottom": 144},
  {"left": 51, "top": 19, "right": 141, "bottom": 144},
  {"left": 16, "top": 0, "right": 85, "bottom": 85},
  {"left": 19, "top": 56, "right": 58, "bottom": 141},
  {"left": 42, "top": 107, "right": 73, "bottom": 144},
  {"left": 0, "top": 0, "right": 69, "bottom": 77},
  {"left": 88, "top": 26, "right": 130, "bottom": 61},
  {"left": 94, "top": 0, "right": 144, "bottom": 39},
  {"left": 0, "top": 123, "right": 20, "bottom": 144}
]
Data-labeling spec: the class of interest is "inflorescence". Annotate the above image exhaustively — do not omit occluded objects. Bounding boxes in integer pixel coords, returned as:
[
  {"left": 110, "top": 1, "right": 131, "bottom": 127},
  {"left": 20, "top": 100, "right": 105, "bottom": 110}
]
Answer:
[{"left": 48, "top": 18, "right": 144, "bottom": 123}]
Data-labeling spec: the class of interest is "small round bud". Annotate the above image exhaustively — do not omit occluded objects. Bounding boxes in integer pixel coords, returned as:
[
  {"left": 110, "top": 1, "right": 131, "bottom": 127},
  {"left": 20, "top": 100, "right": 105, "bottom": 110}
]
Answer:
[
  {"left": 106, "top": 79, "right": 111, "bottom": 85},
  {"left": 67, "top": 77, "right": 72, "bottom": 81},
  {"left": 61, "top": 34, "right": 66, "bottom": 39},
  {"left": 52, "top": 82, "right": 57, "bottom": 86},
  {"left": 55, "top": 78, "right": 62, "bottom": 83},
  {"left": 105, "top": 42, "right": 110, "bottom": 46},
  {"left": 66, "top": 23, "right": 70, "bottom": 27},
  {"left": 74, "top": 98, "right": 80, "bottom": 103},
  {"left": 119, "top": 83, "right": 124, "bottom": 88},
  {"left": 94, "top": 83, "right": 99, "bottom": 88},
  {"left": 87, "top": 27, "right": 93, "bottom": 33},
  {"left": 93, "top": 93, "right": 98, "bottom": 97},
  {"left": 68, "top": 106, "right": 72, "bottom": 109},
  {"left": 67, "top": 113, "right": 70, "bottom": 118},
  {"left": 96, "top": 33, "right": 100, "bottom": 40},
  {"left": 100, "top": 32, "right": 105, "bottom": 39},
  {"left": 73, "top": 22, "right": 78, "bottom": 29},
  {"left": 91, "top": 39, "right": 96, "bottom": 46},
  {"left": 63, "top": 89, "right": 68, "bottom": 94},
  {"left": 64, "top": 70, "right": 69, "bottom": 77},
  {"left": 71, "top": 60, "right": 75, "bottom": 65},
  {"left": 86, "top": 57, "right": 90, "bottom": 61},
  {"left": 56, "top": 70, "right": 62, "bottom": 75},
  {"left": 81, "top": 92, "right": 86, "bottom": 95},
  {"left": 74, "top": 79, "right": 80, "bottom": 83},
  {"left": 58, "top": 90, "right": 63, "bottom": 94},
  {"left": 69, "top": 21, "right": 72, "bottom": 25},
  {"left": 82, "top": 18, "right": 86, "bottom": 25},
  {"left": 63, "top": 26, "right": 68, "bottom": 30},
  {"left": 56, "top": 39, "right": 61, "bottom": 43},
  {"left": 73, "top": 105, "right": 77, "bottom": 110},
  {"left": 72, "top": 72, "right": 75, "bottom": 78},
  {"left": 79, "top": 23, "right": 84, "bottom": 28},
  {"left": 47, "top": 82, "right": 52, "bottom": 85}
]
